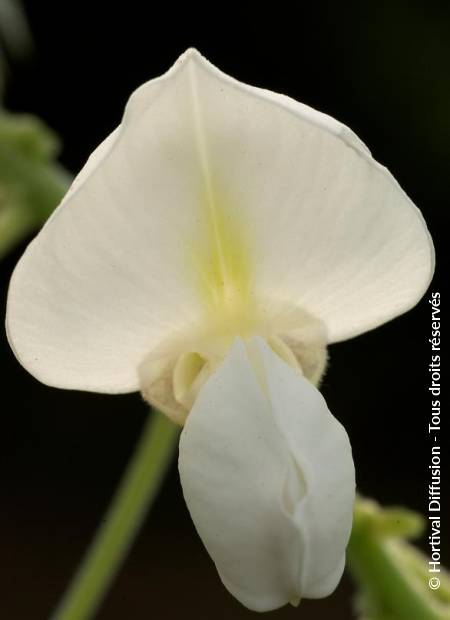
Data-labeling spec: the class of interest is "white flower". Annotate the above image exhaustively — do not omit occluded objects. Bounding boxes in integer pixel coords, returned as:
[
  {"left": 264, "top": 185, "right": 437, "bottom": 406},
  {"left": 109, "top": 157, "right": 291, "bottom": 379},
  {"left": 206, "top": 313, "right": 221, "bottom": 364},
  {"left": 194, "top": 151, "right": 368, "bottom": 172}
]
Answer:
[{"left": 5, "top": 49, "right": 433, "bottom": 611}]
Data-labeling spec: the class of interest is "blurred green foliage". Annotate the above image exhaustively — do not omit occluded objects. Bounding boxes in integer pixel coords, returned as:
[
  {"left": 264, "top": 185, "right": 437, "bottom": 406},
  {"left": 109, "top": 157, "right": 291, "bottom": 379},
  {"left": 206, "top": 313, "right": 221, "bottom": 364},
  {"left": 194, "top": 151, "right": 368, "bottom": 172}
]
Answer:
[
  {"left": 349, "top": 498, "right": 450, "bottom": 620},
  {"left": 0, "top": 111, "right": 70, "bottom": 258}
]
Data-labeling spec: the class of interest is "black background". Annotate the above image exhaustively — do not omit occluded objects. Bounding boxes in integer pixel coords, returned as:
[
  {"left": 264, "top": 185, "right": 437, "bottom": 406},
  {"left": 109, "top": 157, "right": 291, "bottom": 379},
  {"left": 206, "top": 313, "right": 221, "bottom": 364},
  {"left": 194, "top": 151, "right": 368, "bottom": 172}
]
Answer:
[{"left": 1, "top": 2, "right": 448, "bottom": 619}]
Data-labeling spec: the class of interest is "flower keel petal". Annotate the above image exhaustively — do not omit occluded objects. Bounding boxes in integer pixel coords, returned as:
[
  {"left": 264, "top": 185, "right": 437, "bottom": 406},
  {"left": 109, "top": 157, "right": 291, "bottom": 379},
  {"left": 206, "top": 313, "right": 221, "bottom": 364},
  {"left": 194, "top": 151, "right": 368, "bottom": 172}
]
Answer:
[{"left": 178, "top": 338, "right": 355, "bottom": 611}]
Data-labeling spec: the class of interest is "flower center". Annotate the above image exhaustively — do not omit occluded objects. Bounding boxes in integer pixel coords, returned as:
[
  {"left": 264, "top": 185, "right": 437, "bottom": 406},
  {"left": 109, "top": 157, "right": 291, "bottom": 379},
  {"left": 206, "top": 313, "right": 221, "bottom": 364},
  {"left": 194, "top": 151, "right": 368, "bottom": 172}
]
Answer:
[
  {"left": 172, "top": 335, "right": 302, "bottom": 412},
  {"left": 140, "top": 183, "right": 327, "bottom": 424},
  {"left": 138, "top": 301, "right": 328, "bottom": 425}
]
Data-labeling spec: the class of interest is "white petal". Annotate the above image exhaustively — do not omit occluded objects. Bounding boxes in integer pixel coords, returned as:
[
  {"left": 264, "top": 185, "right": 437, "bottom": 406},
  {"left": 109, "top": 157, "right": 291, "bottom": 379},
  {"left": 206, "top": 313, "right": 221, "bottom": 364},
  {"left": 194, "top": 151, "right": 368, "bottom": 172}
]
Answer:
[
  {"left": 6, "top": 50, "right": 209, "bottom": 391},
  {"left": 6, "top": 49, "right": 433, "bottom": 391},
  {"left": 178, "top": 338, "right": 355, "bottom": 611},
  {"left": 175, "top": 52, "right": 434, "bottom": 342},
  {"left": 256, "top": 337, "right": 355, "bottom": 596}
]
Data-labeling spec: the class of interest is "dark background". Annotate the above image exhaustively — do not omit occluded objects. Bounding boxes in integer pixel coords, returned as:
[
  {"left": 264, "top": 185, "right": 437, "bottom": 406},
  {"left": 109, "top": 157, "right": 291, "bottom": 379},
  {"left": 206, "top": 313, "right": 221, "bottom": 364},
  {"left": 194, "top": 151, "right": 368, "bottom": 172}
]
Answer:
[{"left": 1, "top": 2, "right": 448, "bottom": 619}]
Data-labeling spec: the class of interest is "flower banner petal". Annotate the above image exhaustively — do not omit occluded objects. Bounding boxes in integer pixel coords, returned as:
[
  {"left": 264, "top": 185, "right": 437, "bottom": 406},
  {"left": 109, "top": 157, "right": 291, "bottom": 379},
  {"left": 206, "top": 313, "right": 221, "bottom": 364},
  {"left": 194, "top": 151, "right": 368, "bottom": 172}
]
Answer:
[
  {"left": 176, "top": 52, "right": 434, "bottom": 342},
  {"left": 6, "top": 49, "right": 433, "bottom": 392},
  {"left": 6, "top": 52, "right": 214, "bottom": 391}
]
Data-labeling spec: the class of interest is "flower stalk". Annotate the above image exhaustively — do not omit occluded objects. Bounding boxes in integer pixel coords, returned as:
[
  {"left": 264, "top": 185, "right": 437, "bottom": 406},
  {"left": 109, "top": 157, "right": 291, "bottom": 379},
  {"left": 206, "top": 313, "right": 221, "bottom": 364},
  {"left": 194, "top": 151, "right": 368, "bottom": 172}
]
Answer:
[{"left": 51, "top": 410, "right": 178, "bottom": 620}]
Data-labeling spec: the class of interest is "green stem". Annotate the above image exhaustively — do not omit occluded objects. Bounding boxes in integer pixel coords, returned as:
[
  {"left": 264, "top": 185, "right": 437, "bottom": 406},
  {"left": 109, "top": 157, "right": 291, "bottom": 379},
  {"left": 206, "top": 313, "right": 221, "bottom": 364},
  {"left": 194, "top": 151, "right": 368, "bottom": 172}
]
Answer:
[{"left": 51, "top": 411, "right": 179, "bottom": 620}]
